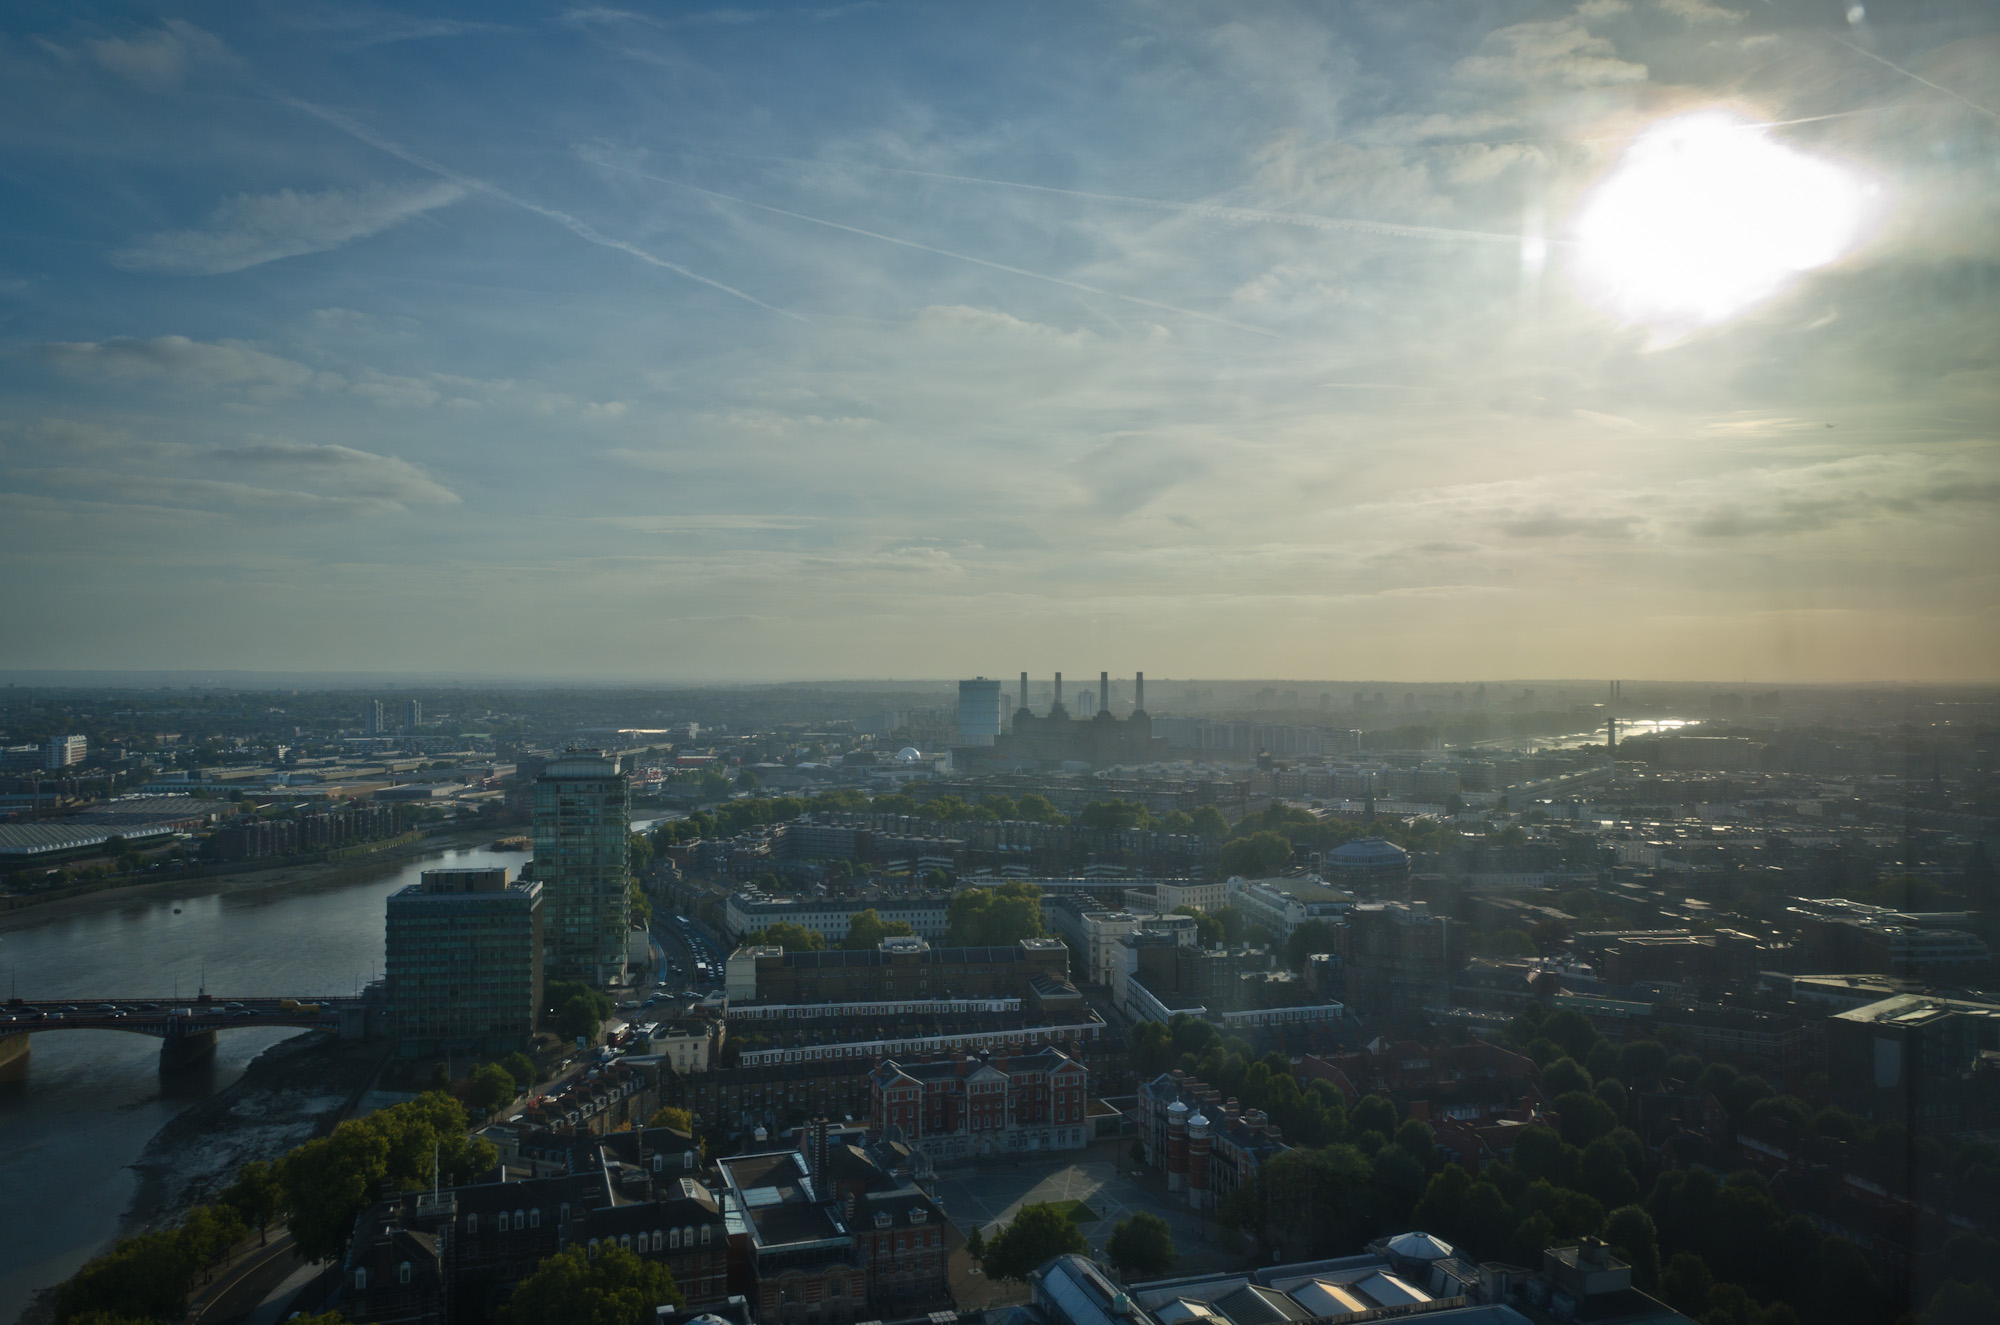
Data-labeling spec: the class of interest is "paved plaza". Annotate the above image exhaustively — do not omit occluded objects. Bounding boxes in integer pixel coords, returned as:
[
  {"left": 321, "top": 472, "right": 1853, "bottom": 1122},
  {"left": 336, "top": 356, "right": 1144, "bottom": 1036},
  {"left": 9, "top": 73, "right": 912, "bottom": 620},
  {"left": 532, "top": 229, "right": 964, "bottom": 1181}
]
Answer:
[{"left": 931, "top": 1145, "right": 1239, "bottom": 1275}]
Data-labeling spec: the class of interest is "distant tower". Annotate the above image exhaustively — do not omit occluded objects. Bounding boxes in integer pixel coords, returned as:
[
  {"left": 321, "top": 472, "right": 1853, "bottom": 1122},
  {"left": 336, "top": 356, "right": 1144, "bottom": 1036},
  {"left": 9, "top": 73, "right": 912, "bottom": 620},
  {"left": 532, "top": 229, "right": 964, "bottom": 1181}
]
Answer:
[
  {"left": 404, "top": 699, "right": 422, "bottom": 733},
  {"left": 364, "top": 700, "right": 384, "bottom": 736},
  {"left": 1133, "top": 672, "right": 1146, "bottom": 715},
  {"left": 1099, "top": 671, "right": 1110, "bottom": 716},
  {"left": 957, "top": 678, "right": 1005, "bottom": 746},
  {"left": 1050, "top": 672, "right": 1069, "bottom": 719}
]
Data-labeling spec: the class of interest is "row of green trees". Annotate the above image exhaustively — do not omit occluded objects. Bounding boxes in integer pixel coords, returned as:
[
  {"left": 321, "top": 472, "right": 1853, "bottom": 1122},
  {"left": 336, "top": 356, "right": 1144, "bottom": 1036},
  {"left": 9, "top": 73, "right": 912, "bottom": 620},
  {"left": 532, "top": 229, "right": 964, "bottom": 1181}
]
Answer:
[
  {"left": 966, "top": 1202, "right": 1179, "bottom": 1282},
  {"left": 740, "top": 906, "right": 921, "bottom": 954},
  {"left": 56, "top": 1093, "right": 492, "bottom": 1324}
]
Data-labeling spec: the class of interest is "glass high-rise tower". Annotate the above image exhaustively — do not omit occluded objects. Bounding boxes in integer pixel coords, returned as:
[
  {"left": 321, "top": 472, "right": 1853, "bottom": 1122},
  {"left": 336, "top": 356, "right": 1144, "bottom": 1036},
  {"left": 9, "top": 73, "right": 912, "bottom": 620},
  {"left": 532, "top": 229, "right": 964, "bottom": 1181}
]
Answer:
[{"left": 533, "top": 750, "right": 631, "bottom": 987}]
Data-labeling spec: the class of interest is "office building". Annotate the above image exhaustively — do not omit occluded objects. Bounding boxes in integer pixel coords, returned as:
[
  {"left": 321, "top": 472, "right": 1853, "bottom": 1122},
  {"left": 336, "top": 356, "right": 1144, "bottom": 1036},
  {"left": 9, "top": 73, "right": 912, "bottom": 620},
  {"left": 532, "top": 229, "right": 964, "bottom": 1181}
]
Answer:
[
  {"left": 724, "top": 935, "right": 1070, "bottom": 1005},
  {"left": 43, "top": 734, "right": 87, "bottom": 769},
  {"left": 534, "top": 750, "right": 632, "bottom": 987},
  {"left": 957, "top": 677, "right": 1007, "bottom": 746},
  {"left": 385, "top": 867, "right": 543, "bottom": 1056},
  {"left": 364, "top": 700, "right": 385, "bottom": 736},
  {"left": 1344, "top": 902, "right": 1458, "bottom": 1014},
  {"left": 405, "top": 698, "right": 423, "bottom": 732}
]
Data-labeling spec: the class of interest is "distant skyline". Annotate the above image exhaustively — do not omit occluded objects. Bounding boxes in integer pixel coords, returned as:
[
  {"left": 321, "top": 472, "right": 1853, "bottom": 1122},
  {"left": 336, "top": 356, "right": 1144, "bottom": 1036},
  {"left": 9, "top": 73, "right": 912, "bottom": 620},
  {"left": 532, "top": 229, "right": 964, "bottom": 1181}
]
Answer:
[{"left": 2, "top": 2, "right": 1995, "bottom": 681}]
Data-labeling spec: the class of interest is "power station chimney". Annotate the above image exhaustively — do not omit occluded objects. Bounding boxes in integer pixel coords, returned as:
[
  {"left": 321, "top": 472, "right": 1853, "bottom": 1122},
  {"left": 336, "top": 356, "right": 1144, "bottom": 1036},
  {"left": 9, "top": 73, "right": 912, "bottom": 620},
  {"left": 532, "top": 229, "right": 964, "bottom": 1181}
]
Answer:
[
  {"left": 1053, "top": 672, "right": 1063, "bottom": 715},
  {"left": 1100, "top": 671, "right": 1110, "bottom": 715},
  {"left": 1135, "top": 672, "right": 1145, "bottom": 713},
  {"left": 1020, "top": 671, "right": 1030, "bottom": 710}
]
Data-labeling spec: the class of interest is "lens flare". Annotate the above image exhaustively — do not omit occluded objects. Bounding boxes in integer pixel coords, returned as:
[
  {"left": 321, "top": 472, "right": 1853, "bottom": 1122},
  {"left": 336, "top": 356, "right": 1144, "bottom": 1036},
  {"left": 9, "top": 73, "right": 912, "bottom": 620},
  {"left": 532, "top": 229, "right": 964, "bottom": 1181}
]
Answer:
[{"left": 1568, "top": 110, "right": 1877, "bottom": 336}]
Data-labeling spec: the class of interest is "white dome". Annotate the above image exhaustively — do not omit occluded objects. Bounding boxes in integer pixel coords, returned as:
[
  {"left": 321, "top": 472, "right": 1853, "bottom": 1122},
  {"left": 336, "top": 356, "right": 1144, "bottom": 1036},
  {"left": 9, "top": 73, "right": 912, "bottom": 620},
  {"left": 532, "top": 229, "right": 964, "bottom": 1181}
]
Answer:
[
  {"left": 1386, "top": 1231, "right": 1455, "bottom": 1260},
  {"left": 895, "top": 747, "right": 924, "bottom": 763}
]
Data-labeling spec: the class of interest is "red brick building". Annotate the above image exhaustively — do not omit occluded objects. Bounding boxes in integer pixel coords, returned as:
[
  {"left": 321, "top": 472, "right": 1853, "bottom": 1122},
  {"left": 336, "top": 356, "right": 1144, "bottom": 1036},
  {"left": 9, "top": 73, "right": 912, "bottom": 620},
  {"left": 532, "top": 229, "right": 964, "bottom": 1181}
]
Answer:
[{"left": 869, "top": 1045, "right": 1090, "bottom": 1160}]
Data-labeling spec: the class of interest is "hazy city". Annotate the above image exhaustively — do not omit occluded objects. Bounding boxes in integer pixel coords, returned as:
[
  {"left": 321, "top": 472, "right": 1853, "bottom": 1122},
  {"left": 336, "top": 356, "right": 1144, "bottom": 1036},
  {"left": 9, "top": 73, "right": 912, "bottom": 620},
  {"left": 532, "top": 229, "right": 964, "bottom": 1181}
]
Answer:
[{"left": 1, "top": 6, "right": 1996, "bottom": 1325}]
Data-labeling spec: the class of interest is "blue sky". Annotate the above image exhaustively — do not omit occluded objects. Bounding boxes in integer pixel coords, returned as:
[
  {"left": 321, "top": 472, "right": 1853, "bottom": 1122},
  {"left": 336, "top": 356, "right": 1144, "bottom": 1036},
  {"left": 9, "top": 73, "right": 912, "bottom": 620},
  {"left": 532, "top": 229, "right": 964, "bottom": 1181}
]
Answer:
[{"left": 2, "top": 1, "right": 1995, "bottom": 680}]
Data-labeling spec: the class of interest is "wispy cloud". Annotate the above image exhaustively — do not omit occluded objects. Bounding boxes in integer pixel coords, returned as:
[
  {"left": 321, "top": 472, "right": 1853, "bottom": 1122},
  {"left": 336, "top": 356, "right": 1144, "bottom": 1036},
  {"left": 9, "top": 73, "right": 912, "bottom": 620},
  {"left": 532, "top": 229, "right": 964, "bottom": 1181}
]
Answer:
[
  {"left": 84, "top": 20, "right": 230, "bottom": 88},
  {"left": 112, "top": 181, "right": 465, "bottom": 274},
  {"left": 39, "top": 336, "right": 320, "bottom": 394}
]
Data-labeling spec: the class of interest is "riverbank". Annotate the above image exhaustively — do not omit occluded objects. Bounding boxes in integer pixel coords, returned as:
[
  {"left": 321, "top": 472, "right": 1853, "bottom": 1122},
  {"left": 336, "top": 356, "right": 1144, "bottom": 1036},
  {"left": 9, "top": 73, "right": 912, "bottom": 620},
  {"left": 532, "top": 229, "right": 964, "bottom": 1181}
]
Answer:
[
  {"left": 12, "top": 1033, "right": 389, "bottom": 1325},
  {"left": 0, "top": 829, "right": 506, "bottom": 935}
]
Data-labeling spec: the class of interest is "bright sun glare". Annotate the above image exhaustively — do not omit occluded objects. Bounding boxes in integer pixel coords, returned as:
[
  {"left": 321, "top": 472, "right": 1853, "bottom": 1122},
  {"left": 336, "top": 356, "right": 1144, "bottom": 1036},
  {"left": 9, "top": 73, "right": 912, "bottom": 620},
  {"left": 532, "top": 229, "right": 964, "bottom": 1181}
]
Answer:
[{"left": 1569, "top": 110, "right": 1876, "bottom": 334}]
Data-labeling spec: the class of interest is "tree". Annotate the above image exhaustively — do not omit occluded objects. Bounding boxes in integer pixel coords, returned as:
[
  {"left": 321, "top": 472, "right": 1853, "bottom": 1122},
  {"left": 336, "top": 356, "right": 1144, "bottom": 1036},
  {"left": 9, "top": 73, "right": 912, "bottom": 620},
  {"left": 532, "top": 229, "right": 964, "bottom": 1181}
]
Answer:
[
  {"left": 498, "top": 1243, "right": 684, "bottom": 1325},
  {"left": 983, "top": 1203, "right": 1089, "bottom": 1282},
  {"left": 1219, "top": 831, "right": 1290, "bottom": 877},
  {"left": 1542, "top": 1057, "right": 1593, "bottom": 1098},
  {"left": 279, "top": 1092, "right": 493, "bottom": 1263},
  {"left": 221, "top": 1159, "right": 282, "bottom": 1245},
  {"left": 1552, "top": 1091, "right": 1617, "bottom": 1147},
  {"left": 698, "top": 770, "right": 732, "bottom": 801},
  {"left": 1617, "top": 1040, "right": 1669, "bottom": 1083},
  {"left": 1394, "top": 1118, "right": 1437, "bottom": 1172},
  {"left": 1604, "top": 1206, "right": 1660, "bottom": 1292},
  {"left": 1159, "top": 810, "right": 1195, "bottom": 833},
  {"left": 1077, "top": 799, "right": 1151, "bottom": 831},
  {"left": 280, "top": 1119, "right": 393, "bottom": 1262},
  {"left": 842, "top": 908, "right": 915, "bottom": 949},
  {"left": 1106, "top": 1212, "right": 1177, "bottom": 1278},
  {"left": 1016, "top": 794, "right": 1067, "bottom": 824},
  {"left": 1929, "top": 1281, "right": 2000, "bottom": 1325},
  {"left": 1661, "top": 1252, "right": 1713, "bottom": 1317},
  {"left": 747, "top": 922, "right": 825, "bottom": 953},
  {"left": 468, "top": 1062, "right": 518, "bottom": 1114},
  {"left": 965, "top": 1225, "right": 987, "bottom": 1269},
  {"left": 628, "top": 879, "right": 652, "bottom": 924},
  {"left": 546, "top": 979, "right": 613, "bottom": 1042},
  {"left": 1189, "top": 805, "right": 1230, "bottom": 838},
  {"left": 945, "top": 881, "right": 1044, "bottom": 946},
  {"left": 502, "top": 1051, "right": 538, "bottom": 1091},
  {"left": 648, "top": 1106, "right": 695, "bottom": 1132}
]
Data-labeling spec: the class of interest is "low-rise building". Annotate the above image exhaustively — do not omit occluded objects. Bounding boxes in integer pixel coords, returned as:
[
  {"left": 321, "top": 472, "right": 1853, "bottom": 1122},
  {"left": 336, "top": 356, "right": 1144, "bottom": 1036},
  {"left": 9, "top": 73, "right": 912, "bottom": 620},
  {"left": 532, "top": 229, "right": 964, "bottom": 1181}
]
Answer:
[
  {"left": 725, "top": 935, "right": 1070, "bottom": 1005},
  {"left": 869, "top": 1044, "right": 1090, "bottom": 1161}
]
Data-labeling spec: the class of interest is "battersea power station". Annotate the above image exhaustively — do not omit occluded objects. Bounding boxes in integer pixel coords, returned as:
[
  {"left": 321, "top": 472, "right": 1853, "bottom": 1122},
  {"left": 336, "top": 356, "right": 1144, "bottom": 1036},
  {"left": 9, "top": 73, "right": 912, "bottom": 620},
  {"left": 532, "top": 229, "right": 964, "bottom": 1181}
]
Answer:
[{"left": 955, "top": 671, "right": 1171, "bottom": 770}]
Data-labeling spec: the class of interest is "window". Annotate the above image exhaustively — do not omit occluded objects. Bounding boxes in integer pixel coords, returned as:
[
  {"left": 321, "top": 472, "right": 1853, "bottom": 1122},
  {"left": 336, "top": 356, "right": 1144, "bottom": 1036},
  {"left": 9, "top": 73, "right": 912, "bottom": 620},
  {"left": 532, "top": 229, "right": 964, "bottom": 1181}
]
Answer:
[
  {"left": 653, "top": 1153, "right": 664, "bottom": 1172},
  {"left": 529, "top": 1207, "right": 542, "bottom": 1228},
  {"left": 466, "top": 1214, "right": 478, "bottom": 1234},
  {"left": 561, "top": 1203, "right": 572, "bottom": 1222},
  {"left": 399, "top": 1261, "right": 412, "bottom": 1285},
  {"left": 670, "top": 1228, "right": 681, "bottom": 1249},
  {"left": 621, "top": 1233, "right": 633, "bottom": 1250},
  {"left": 701, "top": 1225, "right": 712, "bottom": 1245},
  {"left": 589, "top": 1239, "right": 600, "bottom": 1257},
  {"left": 354, "top": 1269, "right": 368, "bottom": 1291},
  {"left": 498, "top": 1211, "right": 509, "bottom": 1232},
  {"left": 684, "top": 1150, "right": 695, "bottom": 1170},
  {"left": 654, "top": 1229, "right": 666, "bottom": 1251}
]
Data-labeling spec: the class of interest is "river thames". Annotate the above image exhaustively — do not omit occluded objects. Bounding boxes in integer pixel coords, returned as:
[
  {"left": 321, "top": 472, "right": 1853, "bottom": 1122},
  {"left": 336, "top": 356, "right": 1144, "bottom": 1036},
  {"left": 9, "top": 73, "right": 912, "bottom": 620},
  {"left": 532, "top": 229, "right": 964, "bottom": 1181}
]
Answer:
[{"left": 0, "top": 842, "right": 529, "bottom": 1323}]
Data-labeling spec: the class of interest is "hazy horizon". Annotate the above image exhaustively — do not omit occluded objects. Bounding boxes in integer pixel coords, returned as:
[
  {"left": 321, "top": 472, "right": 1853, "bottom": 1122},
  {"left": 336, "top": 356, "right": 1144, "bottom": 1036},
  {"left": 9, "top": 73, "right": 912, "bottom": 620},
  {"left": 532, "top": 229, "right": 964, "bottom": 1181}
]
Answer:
[{"left": 3, "top": 2, "right": 1994, "bottom": 680}]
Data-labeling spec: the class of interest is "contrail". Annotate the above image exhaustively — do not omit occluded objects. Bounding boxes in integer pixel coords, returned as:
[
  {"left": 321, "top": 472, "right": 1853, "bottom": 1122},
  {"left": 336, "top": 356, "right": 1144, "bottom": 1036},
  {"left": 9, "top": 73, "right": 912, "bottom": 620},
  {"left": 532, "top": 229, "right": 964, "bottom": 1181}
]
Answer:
[
  {"left": 850, "top": 164, "right": 1522, "bottom": 244},
  {"left": 591, "top": 159, "right": 1291, "bottom": 339},
  {"left": 1821, "top": 30, "right": 2000, "bottom": 122},
  {"left": 277, "top": 97, "right": 801, "bottom": 318},
  {"left": 718, "top": 153, "right": 1523, "bottom": 246}
]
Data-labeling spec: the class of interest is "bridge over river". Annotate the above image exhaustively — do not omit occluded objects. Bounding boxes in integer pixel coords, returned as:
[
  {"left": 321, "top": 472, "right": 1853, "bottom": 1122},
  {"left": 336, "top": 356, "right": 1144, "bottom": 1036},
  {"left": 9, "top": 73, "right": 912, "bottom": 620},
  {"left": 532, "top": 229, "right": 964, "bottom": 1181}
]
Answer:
[{"left": 0, "top": 997, "right": 367, "bottom": 1076}]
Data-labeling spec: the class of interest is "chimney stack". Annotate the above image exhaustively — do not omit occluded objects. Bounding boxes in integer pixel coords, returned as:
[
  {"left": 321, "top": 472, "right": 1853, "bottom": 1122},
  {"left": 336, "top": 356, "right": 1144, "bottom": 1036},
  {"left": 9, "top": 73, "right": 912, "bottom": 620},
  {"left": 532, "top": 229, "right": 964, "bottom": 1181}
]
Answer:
[
  {"left": 1135, "top": 672, "right": 1145, "bottom": 712},
  {"left": 1053, "top": 672, "right": 1063, "bottom": 712},
  {"left": 1100, "top": 671, "right": 1110, "bottom": 714},
  {"left": 1020, "top": 671, "right": 1029, "bottom": 711}
]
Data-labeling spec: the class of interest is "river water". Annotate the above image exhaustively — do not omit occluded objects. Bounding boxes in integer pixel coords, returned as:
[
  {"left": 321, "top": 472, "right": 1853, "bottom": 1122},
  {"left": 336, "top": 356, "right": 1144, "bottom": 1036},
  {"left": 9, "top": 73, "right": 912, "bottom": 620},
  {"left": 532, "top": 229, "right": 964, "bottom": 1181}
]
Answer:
[{"left": 0, "top": 843, "right": 529, "bottom": 1323}]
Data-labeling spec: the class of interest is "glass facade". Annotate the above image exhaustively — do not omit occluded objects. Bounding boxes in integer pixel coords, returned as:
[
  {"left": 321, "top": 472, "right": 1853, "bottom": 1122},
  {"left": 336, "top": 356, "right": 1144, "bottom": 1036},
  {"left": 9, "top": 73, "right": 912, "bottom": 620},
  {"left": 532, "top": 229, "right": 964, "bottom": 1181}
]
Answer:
[
  {"left": 385, "top": 867, "right": 544, "bottom": 1056},
  {"left": 533, "top": 752, "right": 632, "bottom": 987}
]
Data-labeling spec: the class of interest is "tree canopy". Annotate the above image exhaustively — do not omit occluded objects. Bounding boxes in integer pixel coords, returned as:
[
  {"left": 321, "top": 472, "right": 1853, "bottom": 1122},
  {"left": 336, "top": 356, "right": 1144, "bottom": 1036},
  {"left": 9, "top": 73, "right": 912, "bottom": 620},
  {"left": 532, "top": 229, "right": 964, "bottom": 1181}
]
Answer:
[
  {"left": 1219, "top": 830, "right": 1291, "bottom": 877},
  {"left": 982, "top": 1202, "right": 1090, "bottom": 1282},
  {"left": 842, "top": 907, "right": 915, "bottom": 949},
  {"left": 944, "top": 881, "right": 1044, "bottom": 946},
  {"left": 1106, "top": 1212, "right": 1177, "bottom": 1277},
  {"left": 742, "top": 921, "right": 825, "bottom": 953},
  {"left": 498, "top": 1244, "right": 684, "bottom": 1325}
]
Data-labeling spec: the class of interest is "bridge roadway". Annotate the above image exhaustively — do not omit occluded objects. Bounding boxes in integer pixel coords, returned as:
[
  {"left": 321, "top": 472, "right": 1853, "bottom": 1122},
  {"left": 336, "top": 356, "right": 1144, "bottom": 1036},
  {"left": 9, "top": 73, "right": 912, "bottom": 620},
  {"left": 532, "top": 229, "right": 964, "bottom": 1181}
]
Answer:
[{"left": 0, "top": 997, "right": 365, "bottom": 1077}]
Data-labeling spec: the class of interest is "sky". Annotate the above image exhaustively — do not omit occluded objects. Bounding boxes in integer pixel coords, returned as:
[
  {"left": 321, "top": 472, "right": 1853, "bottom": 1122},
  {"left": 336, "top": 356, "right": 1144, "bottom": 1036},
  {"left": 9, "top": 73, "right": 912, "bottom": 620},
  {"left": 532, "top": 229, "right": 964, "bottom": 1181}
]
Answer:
[{"left": 1, "top": 0, "right": 1996, "bottom": 683}]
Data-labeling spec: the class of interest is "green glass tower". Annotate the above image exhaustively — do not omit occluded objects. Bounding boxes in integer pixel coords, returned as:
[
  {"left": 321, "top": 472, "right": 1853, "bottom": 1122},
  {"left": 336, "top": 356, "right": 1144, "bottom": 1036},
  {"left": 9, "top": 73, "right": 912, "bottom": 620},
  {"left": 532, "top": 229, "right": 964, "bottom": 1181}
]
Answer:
[{"left": 533, "top": 750, "right": 632, "bottom": 987}]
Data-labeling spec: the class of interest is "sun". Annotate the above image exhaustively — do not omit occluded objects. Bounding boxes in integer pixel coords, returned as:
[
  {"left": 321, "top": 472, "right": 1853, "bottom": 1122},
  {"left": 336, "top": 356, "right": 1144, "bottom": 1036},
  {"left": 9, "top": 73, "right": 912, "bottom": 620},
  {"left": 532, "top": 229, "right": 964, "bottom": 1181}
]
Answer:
[{"left": 1568, "top": 110, "right": 1878, "bottom": 336}]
